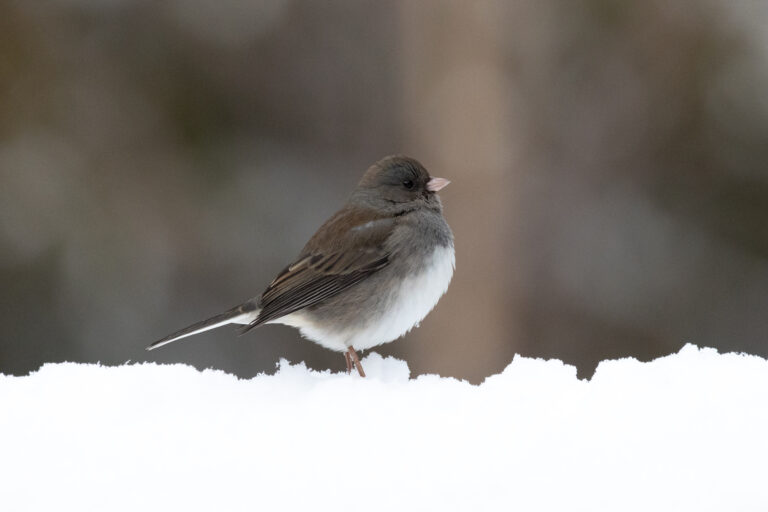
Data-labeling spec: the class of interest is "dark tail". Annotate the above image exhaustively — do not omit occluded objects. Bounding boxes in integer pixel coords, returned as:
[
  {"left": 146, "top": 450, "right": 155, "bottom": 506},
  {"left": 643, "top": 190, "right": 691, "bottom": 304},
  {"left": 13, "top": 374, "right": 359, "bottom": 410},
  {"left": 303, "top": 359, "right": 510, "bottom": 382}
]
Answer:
[{"left": 147, "top": 302, "right": 259, "bottom": 351}]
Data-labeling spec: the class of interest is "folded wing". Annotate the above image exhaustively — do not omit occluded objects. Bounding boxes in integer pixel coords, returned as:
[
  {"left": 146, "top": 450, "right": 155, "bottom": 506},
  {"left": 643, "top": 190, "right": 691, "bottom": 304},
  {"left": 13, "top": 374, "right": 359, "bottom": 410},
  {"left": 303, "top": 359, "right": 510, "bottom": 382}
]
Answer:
[{"left": 242, "top": 208, "right": 396, "bottom": 332}]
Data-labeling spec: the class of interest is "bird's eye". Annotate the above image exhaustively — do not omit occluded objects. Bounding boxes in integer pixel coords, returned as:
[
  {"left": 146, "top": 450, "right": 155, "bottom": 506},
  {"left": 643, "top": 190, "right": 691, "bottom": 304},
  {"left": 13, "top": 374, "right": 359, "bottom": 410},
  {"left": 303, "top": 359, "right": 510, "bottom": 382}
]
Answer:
[{"left": 402, "top": 180, "right": 414, "bottom": 189}]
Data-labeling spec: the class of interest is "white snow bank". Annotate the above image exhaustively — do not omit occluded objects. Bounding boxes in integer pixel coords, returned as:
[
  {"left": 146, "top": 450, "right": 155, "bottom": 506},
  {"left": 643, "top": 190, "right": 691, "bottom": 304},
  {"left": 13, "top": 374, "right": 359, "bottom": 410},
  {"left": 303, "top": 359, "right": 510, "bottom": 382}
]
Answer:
[{"left": 2, "top": 344, "right": 767, "bottom": 512}]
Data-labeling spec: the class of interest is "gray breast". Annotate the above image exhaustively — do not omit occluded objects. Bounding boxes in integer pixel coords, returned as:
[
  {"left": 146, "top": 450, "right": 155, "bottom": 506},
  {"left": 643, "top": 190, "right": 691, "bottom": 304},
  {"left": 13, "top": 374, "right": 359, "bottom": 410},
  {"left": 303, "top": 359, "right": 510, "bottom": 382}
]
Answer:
[{"left": 293, "top": 209, "right": 454, "bottom": 351}]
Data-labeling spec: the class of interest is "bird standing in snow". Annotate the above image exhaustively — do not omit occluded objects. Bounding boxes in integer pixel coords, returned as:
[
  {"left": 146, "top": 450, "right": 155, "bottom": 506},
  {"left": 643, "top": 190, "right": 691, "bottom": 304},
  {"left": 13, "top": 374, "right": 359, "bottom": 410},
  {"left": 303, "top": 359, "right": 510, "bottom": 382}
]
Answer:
[{"left": 148, "top": 155, "right": 454, "bottom": 377}]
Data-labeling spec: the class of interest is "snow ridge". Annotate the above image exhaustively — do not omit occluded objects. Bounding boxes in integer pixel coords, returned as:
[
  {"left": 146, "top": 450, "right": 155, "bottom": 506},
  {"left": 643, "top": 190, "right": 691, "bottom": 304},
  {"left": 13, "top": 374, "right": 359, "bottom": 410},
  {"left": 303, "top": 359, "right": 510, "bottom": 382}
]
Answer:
[{"left": 1, "top": 345, "right": 767, "bottom": 511}]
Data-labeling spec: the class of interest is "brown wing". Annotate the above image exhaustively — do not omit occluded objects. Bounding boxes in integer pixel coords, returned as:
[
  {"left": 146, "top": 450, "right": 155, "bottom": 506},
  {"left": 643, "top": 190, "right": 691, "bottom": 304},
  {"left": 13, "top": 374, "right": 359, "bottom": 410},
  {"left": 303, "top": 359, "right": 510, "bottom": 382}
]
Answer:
[{"left": 242, "top": 208, "right": 396, "bottom": 330}]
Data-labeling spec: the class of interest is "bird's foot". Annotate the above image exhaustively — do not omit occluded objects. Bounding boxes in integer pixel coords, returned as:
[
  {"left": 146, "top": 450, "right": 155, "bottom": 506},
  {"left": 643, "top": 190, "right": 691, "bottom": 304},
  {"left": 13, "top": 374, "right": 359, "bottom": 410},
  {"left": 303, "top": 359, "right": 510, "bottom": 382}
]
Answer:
[{"left": 346, "top": 347, "right": 366, "bottom": 377}]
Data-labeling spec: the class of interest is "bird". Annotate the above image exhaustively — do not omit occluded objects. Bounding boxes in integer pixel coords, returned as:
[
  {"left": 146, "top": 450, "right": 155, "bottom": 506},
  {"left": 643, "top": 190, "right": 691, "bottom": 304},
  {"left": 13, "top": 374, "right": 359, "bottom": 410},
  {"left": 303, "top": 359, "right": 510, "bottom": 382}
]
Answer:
[{"left": 147, "top": 155, "right": 454, "bottom": 377}]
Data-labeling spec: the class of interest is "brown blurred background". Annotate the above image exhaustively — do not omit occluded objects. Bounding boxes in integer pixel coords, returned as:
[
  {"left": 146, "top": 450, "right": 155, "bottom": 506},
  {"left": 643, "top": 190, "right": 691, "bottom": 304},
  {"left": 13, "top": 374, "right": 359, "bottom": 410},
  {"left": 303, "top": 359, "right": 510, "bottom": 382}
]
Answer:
[{"left": 2, "top": 0, "right": 767, "bottom": 382}]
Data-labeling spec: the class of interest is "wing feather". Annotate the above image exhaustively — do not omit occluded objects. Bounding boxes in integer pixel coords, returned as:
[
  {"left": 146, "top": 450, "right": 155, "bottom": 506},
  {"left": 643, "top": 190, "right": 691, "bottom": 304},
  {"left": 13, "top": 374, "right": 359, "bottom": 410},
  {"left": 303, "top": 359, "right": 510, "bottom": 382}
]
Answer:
[{"left": 241, "top": 209, "right": 395, "bottom": 332}]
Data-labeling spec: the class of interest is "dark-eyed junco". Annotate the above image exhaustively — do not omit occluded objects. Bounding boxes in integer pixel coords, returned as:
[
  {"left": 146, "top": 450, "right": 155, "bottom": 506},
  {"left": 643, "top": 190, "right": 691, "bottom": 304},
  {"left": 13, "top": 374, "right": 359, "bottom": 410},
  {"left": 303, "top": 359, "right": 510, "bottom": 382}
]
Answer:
[{"left": 147, "top": 155, "right": 454, "bottom": 377}]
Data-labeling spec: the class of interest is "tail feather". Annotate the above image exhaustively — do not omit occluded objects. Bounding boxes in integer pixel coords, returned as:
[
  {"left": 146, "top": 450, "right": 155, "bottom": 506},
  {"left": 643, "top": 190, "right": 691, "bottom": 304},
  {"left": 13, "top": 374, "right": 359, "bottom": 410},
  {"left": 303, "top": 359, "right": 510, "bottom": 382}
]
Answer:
[{"left": 147, "top": 302, "right": 259, "bottom": 351}]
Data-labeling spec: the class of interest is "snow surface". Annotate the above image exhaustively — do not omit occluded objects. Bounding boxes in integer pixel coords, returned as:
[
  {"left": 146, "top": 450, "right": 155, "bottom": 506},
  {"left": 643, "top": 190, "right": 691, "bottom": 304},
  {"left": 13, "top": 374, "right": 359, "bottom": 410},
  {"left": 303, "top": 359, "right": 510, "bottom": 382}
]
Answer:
[{"left": 2, "top": 344, "right": 767, "bottom": 512}]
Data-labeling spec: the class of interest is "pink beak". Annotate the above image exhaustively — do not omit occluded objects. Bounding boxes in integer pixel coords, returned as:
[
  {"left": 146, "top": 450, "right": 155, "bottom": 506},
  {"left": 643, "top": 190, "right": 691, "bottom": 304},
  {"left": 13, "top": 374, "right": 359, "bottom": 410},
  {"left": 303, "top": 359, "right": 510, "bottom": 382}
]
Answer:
[{"left": 426, "top": 177, "right": 451, "bottom": 192}]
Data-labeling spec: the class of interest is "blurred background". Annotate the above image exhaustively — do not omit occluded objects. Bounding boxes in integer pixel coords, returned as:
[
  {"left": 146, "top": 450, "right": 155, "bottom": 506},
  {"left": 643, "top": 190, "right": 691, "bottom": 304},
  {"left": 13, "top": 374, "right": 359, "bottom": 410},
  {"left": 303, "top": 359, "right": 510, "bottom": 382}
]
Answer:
[{"left": 2, "top": 0, "right": 768, "bottom": 382}]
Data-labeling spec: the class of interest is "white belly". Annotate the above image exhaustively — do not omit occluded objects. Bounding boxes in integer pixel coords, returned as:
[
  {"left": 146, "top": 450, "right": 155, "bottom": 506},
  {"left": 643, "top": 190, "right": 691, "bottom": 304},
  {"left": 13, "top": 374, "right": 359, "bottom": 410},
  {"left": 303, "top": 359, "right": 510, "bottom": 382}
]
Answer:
[{"left": 275, "top": 245, "right": 455, "bottom": 352}]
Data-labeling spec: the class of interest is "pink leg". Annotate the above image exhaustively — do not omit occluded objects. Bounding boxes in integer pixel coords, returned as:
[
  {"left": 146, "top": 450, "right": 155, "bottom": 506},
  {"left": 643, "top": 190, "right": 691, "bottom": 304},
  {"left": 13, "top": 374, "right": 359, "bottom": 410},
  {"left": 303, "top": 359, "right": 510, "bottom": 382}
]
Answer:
[{"left": 347, "top": 347, "right": 366, "bottom": 377}]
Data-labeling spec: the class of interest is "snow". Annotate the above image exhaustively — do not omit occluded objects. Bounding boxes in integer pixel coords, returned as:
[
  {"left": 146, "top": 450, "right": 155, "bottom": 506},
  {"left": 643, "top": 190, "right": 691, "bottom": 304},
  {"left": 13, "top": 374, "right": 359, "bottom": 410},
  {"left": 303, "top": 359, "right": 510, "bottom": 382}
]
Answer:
[{"left": 2, "top": 344, "right": 767, "bottom": 511}]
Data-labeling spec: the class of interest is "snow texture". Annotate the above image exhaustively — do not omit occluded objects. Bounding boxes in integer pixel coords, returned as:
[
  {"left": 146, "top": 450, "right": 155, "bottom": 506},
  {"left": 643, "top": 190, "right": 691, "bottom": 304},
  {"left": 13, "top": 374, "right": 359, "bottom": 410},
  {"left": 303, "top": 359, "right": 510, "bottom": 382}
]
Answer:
[{"left": 2, "top": 344, "right": 767, "bottom": 511}]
